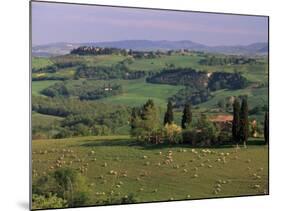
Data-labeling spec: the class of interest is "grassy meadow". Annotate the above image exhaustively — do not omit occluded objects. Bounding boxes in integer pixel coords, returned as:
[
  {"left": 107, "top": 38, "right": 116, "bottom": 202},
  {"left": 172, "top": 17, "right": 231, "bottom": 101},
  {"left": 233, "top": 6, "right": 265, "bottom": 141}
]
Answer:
[{"left": 32, "top": 136, "right": 268, "bottom": 205}]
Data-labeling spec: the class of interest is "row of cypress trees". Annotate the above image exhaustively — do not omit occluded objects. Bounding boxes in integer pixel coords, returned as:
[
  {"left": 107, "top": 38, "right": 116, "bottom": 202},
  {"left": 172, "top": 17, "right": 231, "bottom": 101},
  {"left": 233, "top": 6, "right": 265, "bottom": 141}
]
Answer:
[
  {"left": 164, "top": 101, "right": 192, "bottom": 129},
  {"left": 232, "top": 97, "right": 269, "bottom": 146},
  {"left": 164, "top": 97, "right": 269, "bottom": 146}
]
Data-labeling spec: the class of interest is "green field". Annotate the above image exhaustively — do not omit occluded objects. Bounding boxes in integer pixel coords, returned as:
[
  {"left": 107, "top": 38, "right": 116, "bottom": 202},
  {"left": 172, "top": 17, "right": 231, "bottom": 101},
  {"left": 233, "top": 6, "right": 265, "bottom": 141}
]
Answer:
[
  {"left": 98, "top": 79, "right": 184, "bottom": 108},
  {"left": 32, "top": 112, "right": 63, "bottom": 128},
  {"left": 32, "top": 57, "right": 54, "bottom": 69},
  {"left": 32, "top": 80, "right": 61, "bottom": 96},
  {"left": 32, "top": 136, "right": 268, "bottom": 206}
]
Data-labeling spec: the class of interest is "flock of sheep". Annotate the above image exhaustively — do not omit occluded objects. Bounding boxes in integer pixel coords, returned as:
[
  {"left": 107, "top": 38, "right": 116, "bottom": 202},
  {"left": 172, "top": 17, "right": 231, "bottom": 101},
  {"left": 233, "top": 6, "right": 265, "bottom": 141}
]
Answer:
[{"left": 32, "top": 145, "right": 267, "bottom": 202}]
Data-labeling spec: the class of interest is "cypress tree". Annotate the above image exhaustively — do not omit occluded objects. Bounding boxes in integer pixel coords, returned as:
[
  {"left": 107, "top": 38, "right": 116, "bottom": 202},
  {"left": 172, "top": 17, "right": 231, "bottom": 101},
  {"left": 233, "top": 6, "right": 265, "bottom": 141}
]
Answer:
[
  {"left": 164, "top": 101, "right": 173, "bottom": 125},
  {"left": 239, "top": 98, "right": 249, "bottom": 148},
  {"left": 181, "top": 103, "right": 192, "bottom": 129},
  {"left": 232, "top": 98, "right": 240, "bottom": 146},
  {"left": 264, "top": 111, "right": 269, "bottom": 144},
  {"left": 130, "top": 107, "right": 138, "bottom": 130}
]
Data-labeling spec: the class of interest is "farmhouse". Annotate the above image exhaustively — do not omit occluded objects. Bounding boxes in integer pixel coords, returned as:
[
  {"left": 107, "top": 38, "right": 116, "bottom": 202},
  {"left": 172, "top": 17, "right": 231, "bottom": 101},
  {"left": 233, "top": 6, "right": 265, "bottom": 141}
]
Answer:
[{"left": 209, "top": 114, "right": 233, "bottom": 132}]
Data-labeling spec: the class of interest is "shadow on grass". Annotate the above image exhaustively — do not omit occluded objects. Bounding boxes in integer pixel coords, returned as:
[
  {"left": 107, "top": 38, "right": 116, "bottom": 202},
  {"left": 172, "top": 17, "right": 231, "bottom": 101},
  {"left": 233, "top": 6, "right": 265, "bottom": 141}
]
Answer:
[
  {"left": 78, "top": 137, "right": 266, "bottom": 150},
  {"left": 79, "top": 138, "right": 139, "bottom": 148}
]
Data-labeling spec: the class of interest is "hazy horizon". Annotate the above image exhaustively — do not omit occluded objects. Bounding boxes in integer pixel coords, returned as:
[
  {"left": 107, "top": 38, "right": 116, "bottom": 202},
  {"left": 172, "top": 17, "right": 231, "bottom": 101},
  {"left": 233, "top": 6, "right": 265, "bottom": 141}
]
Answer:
[
  {"left": 32, "top": 2, "right": 268, "bottom": 46},
  {"left": 33, "top": 39, "right": 269, "bottom": 48}
]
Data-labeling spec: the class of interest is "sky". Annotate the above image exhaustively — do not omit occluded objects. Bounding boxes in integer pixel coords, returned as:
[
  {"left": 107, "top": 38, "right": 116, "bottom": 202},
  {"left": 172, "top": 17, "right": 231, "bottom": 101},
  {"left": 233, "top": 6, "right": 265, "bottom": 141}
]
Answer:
[{"left": 32, "top": 2, "right": 268, "bottom": 46}]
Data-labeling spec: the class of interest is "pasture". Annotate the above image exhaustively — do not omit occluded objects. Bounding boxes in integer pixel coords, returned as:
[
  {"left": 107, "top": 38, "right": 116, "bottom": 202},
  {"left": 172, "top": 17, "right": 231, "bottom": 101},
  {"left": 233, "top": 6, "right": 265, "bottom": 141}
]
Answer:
[
  {"left": 32, "top": 80, "right": 61, "bottom": 96},
  {"left": 97, "top": 79, "right": 184, "bottom": 108},
  {"left": 32, "top": 136, "right": 268, "bottom": 206}
]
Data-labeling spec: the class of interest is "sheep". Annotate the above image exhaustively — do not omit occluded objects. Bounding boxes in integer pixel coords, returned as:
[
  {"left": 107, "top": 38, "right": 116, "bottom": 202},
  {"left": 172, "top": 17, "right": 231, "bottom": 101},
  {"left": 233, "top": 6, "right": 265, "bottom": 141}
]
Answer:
[
  {"left": 216, "top": 179, "right": 222, "bottom": 184},
  {"left": 153, "top": 189, "right": 158, "bottom": 193},
  {"left": 116, "top": 185, "right": 121, "bottom": 188},
  {"left": 173, "top": 164, "right": 180, "bottom": 169},
  {"left": 139, "top": 187, "right": 144, "bottom": 191},
  {"left": 109, "top": 170, "right": 117, "bottom": 175},
  {"left": 254, "top": 184, "right": 260, "bottom": 189},
  {"left": 193, "top": 174, "right": 199, "bottom": 178},
  {"left": 145, "top": 161, "right": 150, "bottom": 166},
  {"left": 103, "top": 162, "right": 108, "bottom": 167},
  {"left": 193, "top": 167, "right": 198, "bottom": 171},
  {"left": 143, "top": 155, "right": 148, "bottom": 159},
  {"left": 215, "top": 184, "right": 221, "bottom": 188},
  {"left": 140, "top": 171, "right": 148, "bottom": 177},
  {"left": 208, "top": 165, "right": 213, "bottom": 168},
  {"left": 186, "top": 195, "right": 191, "bottom": 198}
]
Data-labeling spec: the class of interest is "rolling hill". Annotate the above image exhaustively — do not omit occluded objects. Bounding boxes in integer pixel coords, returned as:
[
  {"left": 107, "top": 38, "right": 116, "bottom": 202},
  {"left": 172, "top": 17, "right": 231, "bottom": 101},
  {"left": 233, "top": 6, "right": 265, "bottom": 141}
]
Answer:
[{"left": 32, "top": 40, "right": 268, "bottom": 57}]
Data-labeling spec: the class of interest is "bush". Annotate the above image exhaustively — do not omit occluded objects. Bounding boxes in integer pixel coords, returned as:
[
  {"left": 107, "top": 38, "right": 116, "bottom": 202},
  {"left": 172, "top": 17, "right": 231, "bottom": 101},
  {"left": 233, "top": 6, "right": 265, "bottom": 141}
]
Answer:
[
  {"left": 182, "top": 127, "right": 197, "bottom": 145},
  {"left": 98, "top": 193, "right": 138, "bottom": 205},
  {"left": 32, "top": 194, "right": 67, "bottom": 209},
  {"left": 164, "top": 123, "right": 182, "bottom": 144},
  {"left": 33, "top": 168, "right": 91, "bottom": 208},
  {"left": 216, "top": 131, "right": 232, "bottom": 145}
]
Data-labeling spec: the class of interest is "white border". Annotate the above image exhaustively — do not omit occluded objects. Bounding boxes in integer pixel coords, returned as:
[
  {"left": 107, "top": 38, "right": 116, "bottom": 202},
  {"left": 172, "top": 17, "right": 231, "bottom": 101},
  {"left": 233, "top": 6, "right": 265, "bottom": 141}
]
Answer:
[{"left": 1, "top": 0, "right": 280, "bottom": 211}]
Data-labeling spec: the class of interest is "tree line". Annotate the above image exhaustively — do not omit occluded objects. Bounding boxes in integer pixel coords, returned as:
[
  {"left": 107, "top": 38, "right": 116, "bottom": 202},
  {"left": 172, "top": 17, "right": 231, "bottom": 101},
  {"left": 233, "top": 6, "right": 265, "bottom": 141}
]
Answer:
[
  {"left": 130, "top": 98, "right": 269, "bottom": 146},
  {"left": 32, "top": 96, "right": 130, "bottom": 139},
  {"left": 199, "top": 56, "right": 257, "bottom": 66},
  {"left": 41, "top": 81, "right": 123, "bottom": 100}
]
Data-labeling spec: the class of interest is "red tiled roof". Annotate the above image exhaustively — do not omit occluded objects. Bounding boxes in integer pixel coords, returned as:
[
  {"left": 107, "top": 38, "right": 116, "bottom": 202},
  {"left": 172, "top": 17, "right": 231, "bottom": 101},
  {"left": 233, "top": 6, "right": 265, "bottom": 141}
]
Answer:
[{"left": 209, "top": 115, "right": 233, "bottom": 122}]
